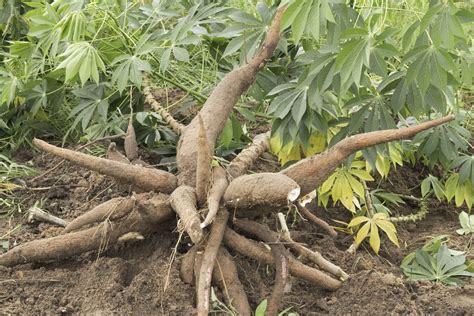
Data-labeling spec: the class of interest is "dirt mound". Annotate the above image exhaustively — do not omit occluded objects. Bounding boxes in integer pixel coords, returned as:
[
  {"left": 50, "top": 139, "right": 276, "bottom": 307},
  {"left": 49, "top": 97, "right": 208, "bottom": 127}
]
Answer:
[{"left": 0, "top": 152, "right": 473, "bottom": 314}]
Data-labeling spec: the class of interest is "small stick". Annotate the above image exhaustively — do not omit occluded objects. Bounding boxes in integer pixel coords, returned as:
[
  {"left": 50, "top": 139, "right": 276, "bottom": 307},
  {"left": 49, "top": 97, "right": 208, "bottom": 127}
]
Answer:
[
  {"left": 28, "top": 206, "right": 69, "bottom": 227},
  {"left": 296, "top": 202, "right": 337, "bottom": 237}
]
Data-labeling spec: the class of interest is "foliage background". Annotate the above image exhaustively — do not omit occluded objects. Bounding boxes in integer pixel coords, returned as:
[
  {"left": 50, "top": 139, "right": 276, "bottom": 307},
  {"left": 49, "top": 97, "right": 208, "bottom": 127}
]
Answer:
[{"left": 0, "top": 0, "right": 472, "bottom": 251}]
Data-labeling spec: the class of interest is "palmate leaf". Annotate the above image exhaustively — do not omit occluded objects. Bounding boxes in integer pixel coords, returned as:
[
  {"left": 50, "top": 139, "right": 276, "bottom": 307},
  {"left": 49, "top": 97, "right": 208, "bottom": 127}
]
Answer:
[
  {"left": 69, "top": 85, "right": 108, "bottom": 131},
  {"left": 421, "top": 175, "right": 445, "bottom": 201},
  {"left": 218, "top": 4, "right": 271, "bottom": 62},
  {"left": 56, "top": 42, "right": 105, "bottom": 85},
  {"left": 281, "top": 0, "right": 335, "bottom": 42},
  {"left": 456, "top": 211, "right": 474, "bottom": 235},
  {"left": 26, "top": 80, "right": 48, "bottom": 115},
  {"left": 55, "top": 10, "right": 87, "bottom": 42},
  {"left": 111, "top": 55, "right": 151, "bottom": 93},
  {"left": 0, "top": 72, "right": 21, "bottom": 106},
  {"left": 348, "top": 212, "right": 399, "bottom": 254},
  {"left": 402, "top": 244, "right": 474, "bottom": 285}
]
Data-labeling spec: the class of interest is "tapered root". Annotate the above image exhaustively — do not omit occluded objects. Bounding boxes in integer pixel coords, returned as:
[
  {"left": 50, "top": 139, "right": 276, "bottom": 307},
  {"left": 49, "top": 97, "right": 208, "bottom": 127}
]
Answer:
[
  {"left": 176, "top": 7, "right": 287, "bottom": 187},
  {"left": 0, "top": 196, "right": 173, "bottom": 267},
  {"left": 233, "top": 218, "right": 288, "bottom": 316},
  {"left": 282, "top": 115, "right": 455, "bottom": 196},
  {"left": 224, "top": 228, "right": 341, "bottom": 290},
  {"left": 201, "top": 166, "right": 228, "bottom": 228},
  {"left": 170, "top": 186, "right": 203, "bottom": 244},
  {"left": 124, "top": 119, "right": 139, "bottom": 160},
  {"left": 227, "top": 133, "right": 270, "bottom": 179},
  {"left": 107, "top": 142, "right": 130, "bottom": 164},
  {"left": 33, "top": 139, "right": 177, "bottom": 194},
  {"left": 224, "top": 173, "right": 300, "bottom": 215},
  {"left": 296, "top": 202, "right": 338, "bottom": 237},
  {"left": 63, "top": 197, "right": 135, "bottom": 233},
  {"left": 214, "top": 247, "right": 251, "bottom": 316},
  {"left": 197, "top": 209, "right": 229, "bottom": 316}
]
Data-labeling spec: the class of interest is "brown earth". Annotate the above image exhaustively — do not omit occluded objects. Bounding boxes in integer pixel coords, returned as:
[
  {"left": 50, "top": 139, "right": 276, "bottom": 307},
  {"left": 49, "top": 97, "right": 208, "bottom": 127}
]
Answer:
[{"left": 0, "top": 149, "right": 473, "bottom": 315}]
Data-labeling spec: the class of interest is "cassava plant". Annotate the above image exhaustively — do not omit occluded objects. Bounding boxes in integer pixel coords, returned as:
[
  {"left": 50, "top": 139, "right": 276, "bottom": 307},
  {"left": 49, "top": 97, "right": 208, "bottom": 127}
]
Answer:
[{"left": 0, "top": 0, "right": 473, "bottom": 315}]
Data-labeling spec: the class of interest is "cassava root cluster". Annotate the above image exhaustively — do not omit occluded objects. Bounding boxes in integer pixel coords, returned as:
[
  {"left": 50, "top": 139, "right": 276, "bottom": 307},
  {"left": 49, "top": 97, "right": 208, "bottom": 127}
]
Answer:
[{"left": 0, "top": 4, "right": 455, "bottom": 315}]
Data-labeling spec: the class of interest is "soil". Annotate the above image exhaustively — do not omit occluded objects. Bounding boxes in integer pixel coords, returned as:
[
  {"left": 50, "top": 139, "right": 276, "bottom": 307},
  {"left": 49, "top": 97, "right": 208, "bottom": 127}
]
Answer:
[{"left": 0, "top": 149, "right": 473, "bottom": 315}]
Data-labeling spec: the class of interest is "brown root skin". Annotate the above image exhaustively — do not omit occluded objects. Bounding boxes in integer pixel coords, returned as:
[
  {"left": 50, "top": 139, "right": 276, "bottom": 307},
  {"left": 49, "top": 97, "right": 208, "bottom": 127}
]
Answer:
[
  {"left": 196, "top": 114, "right": 212, "bottom": 206},
  {"left": 0, "top": 196, "right": 173, "bottom": 267},
  {"left": 282, "top": 115, "right": 455, "bottom": 196},
  {"left": 197, "top": 209, "right": 229, "bottom": 316},
  {"left": 176, "top": 7, "right": 286, "bottom": 187},
  {"left": 170, "top": 186, "right": 203, "bottom": 244},
  {"left": 296, "top": 202, "right": 338, "bottom": 237},
  {"left": 63, "top": 197, "right": 134, "bottom": 233},
  {"left": 124, "top": 119, "right": 138, "bottom": 160},
  {"left": 223, "top": 228, "right": 341, "bottom": 290},
  {"left": 180, "top": 246, "right": 197, "bottom": 284},
  {"left": 224, "top": 173, "right": 300, "bottom": 215},
  {"left": 227, "top": 133, "right": 270, "bottom": 179},
  {"left": 33, "top": 139, "right": 177, "bottom": 194},
  {"left": 214, "top": 247, "right": 251, "bottom": 316},
  {"left": 107, "top": 142, "right": 130, "bottom": 164},
  {"left": 233, "top": 219, "right": 287, "bottom": 316},
  {"left": 279, "top": 214, "right": 348, "bottom": 280},
  {"left": 202, "top": 166, "right": 228, "bottom": 228}
]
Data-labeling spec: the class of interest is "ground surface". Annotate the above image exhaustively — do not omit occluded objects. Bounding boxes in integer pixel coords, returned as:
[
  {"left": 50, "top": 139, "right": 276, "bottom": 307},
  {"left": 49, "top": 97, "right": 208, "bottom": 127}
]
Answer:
[{"left": 0, "top": 148, "right": 473, "bottom": 315}]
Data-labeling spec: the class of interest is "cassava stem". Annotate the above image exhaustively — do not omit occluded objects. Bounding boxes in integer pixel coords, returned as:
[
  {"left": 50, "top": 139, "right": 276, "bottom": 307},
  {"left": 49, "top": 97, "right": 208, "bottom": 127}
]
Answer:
[{"left": 176, "top": 6, "right": 287, "bottom": 187}]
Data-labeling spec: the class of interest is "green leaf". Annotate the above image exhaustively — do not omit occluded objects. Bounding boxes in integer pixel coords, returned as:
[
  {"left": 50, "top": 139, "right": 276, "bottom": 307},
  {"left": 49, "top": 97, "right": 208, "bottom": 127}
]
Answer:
[
  {"left": 281, "top": 0, "right": 305, "bottom": 31},
  {"left": 369, "top": 221, "right": 380, "bottom": 254},
  {"left": 292, "top": 0, "right": 313, "bottom": 43},
  {"left": 291, "top": 90, "right": 307, "bottom": 126},
  {"left": 255, "top": 299, "right": 267, "bottom": 316},
  {"left": 220, "top": 119, "right": 233, "bottom": 149},
  {"left": 173, "top": 46, "right": 189, "bottom": 62}
]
